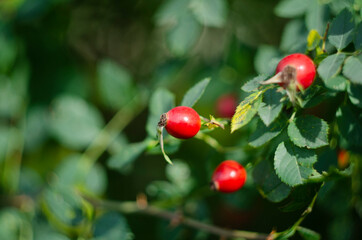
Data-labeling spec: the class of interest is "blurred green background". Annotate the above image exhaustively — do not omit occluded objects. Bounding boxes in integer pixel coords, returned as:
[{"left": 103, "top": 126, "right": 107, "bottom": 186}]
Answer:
[{"left": 0, "top": 0, "right": 361, "bottom": 239}]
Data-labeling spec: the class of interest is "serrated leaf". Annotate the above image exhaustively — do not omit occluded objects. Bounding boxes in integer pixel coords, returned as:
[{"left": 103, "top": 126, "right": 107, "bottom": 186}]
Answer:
[
  {"left": 307, "top": 29, "right": 321, "bottom": 51},
  {"left": 241, "top": 75, "right": 267, "bottom": 92},
  {"left": 274, "top": 0, "right": 311, "bottom": 18},
  {"left": 92, "top": 212, "right": 134, "bottom": 240},
  {"left": 288, "top": 115, "right": 329, "bottom": 149},
  {"left": 107, "top": 140, "right": 148, "bottom": 174},
  {"left": 231, "top": 90, "right": 264, "bottom": 133},
  {"left": 190, "top": 0, "right": 227, "bottom": 27},
  {"left": 181, "top": 78, "right": 210, "bottom": 107},
  {"left": 253, "top": 160, "right": 291, "bottom": 203},
  {"left": 317, "top": 53, "right": 346, "bottom": 82},
  {"left": 258, "top": 88, "right": 284, "bottom": 126},
  {"left": 297, "top": 226, "right": 321, "bottom": 240},
  {"left": 300, "top": 85, "right": 336, "bottom": 109},
  {"left": 347, "top": 82, "right": 362, "bottom": 108},
  {"left": 328, "top": 8, "right": 355, "bottom": 50},
  {"left": 343, "top": 55, "right": 362, "bottom": 85},
  {"left": 274, "top": 141, "right": 317, "bottom": 186},
  {"left": 146, "top": 88, "right": 175, "bottom": 137},
  {"left": 249, "top": 117, "right": 286, "bottom": 148},
  {"left": 167, "top": 11, "right": 201, "bottom": 56},
  {"left": 324, "top": 75, "right": 348, "bottom": 91},
  {"left": 336, "top": 105, "right": 362, "bottom": 146},
  {"left": 305, "top": 0, "right": 328, "bottom": 35},
  {"left": 355, "top": 22, "right": 362, "bottom": 50}
]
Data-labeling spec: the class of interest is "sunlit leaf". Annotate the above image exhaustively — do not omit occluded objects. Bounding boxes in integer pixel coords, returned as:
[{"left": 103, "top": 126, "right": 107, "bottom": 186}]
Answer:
[
  {"left": 343, "top": 55, "right": 362, "bottom": 85},
  {"left": 288, "top": 115, "right": 329, "bottom": 149},
  {"left": 317, "top": 53, "right": 346, "bottom": 82},
  {"left": 328, "top": 8, "right": 355, "bottom": 50},
  {"left": 258, "top": 88, "right": 284, "bottom": 126},
  {"left": 231, "top": 90, "right": 264, "bottom": 133},
  {"left": 274, "top": 0, "right": 311, "bottom": 18}
]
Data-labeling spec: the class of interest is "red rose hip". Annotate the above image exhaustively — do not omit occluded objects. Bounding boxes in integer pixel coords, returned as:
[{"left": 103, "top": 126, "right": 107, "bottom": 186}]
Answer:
[
  {"left": 215, "top": 94, "right": 238, "bottom": 119},
  {"left": 159, "top": 106, "right": 201, "bottom": 139},
  {"left": 211, "top": 160, "right": 247, "bottom": 193},
  {"left": 276, "top": 53, "right": 316, "bottom": 90}
]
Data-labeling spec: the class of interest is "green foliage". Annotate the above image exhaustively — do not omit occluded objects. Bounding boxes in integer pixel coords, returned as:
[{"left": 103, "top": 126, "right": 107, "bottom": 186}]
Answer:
[
  {"left": 181, "top": 78, "right": 210, "bottom": 107},
  {"left": 274, "top": 141, "right": 318, "bottom": 186},
  {"left": 49, "top": 95, "right": 104, "bottom": 149},
  {"left": 0, "top": 1, "right": 361, "bottom": 240},
  {"left": 287, "top": 115, "right": 329, "bottom": 149},
  {"left": 92, "top": 212, "right": 134, "bottom": 240},
  {"left": 328, "top": 9, "right": 355, "bottom": 50}
]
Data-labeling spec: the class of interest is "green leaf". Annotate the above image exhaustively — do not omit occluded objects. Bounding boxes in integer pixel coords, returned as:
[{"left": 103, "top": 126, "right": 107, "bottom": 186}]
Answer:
[
  {"left": 0, "top": 125, "right": 10, "bottom": 163},
  {"left": 231, "top": 90, "right": 263, "bottom": 133},
  {"left": 328, "top": 8, "right": 355, "bottom": 50},
  {"left": 0, "top": 208, "right": 32, "bottom": 240},
  {"left": 43, "top": 183, "right": 87, "bottom": 227},
  {"left": 254, "top": 45, "right": 281, "bottom": 76},
  {"left": 107, "top": 140, "right": 148, "bottom": 174},
  {"left": 241, "top": 75, "right": 266, "bottom": 93},
  {"left": 288, "top": 115, "right": 329, "bottom": 149},
  {"left": 336, "top": 105, "right": 362, "bottom": 146},
  {"left": 92, "top": 212, "right": 134, "bottom": 240},
  {"left": 97, "top": 60, "right": 134, "bottom": 110},
  {"left": 307, "top": 29, "right": 321, "bottom": 51},
  {"left": 274, "top": 0, "right": 311, "bottom": 18},
  {"left": 155, "top": 0, "right": 190, "bottom": 26},
  {"left": 146, "top": 88, "right": 175, "bottom": 137},
  {"left": 300, "top": 85, "right": 336, "bottom": 109},
  {"left": 280, "top": 19, "right": 308, "bottom": 53},
  {"left": 165, "top": 160, "right": 194, "bottom": 195},
  {"left": 249, "top": 117, "right": 286, "bottom": 148},
  {"left": 330, "top": 0, "right": 354, "bottom": 14},
  {"left": 297, "top": 226, "right": 321, "bottom": 240},
  {"left": 55, "top": 154, "right": 107, "bottom": 195},
  {"left": 181, "top": 78, "right": 210, "bottom": 107},
  {"left": 24, "top": 106, "right": 48, "bottom": 152},
  {"left": 167, "top": 11, "right": 201, "bottom": 56},
  {"left": 190, "top": 0, "right": 227, "bottom": 27},
  {"left": 347, "top": 82, "right": 362, "bottom": 108},
  {"left": 323, "top": 75, "right": 348, "bottom": 91},
  {"left": 258, "top": 88, "right": 284, "bottom": 126},
  {"left": 49, "top": 95, "right": 104, "bottom": 150},
  {"left": 253, "top": 160, "right": 291, "bottom": 203},
  {"left": 0, "top": 30, "right": 17, "bottom": 73},
  {"left": 317, "top": 53, "right": 346, "bottom": 82},
  {"left": 343, "top": 55, "right": 362, "bottom": 85},
  {"left": 355, "top": 22, "right": 362, "bottom": 50},
  {"left": 274, "top": 141, "right": 318, "bottom": 186},
  {"left": 305, "top": 0, "right": 328, "bottom": 35}
]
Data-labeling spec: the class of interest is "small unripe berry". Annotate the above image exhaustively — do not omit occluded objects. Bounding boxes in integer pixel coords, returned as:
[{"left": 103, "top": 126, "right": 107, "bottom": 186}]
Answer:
[
  {"left": 276, "top": 53, "right": 316, "bottom": 90},
  {"left": 211, "top": 160, "right": 247, "bottom": 193},
  {"left": 159, "top": 106, "right": 201, "bottom": 139}
]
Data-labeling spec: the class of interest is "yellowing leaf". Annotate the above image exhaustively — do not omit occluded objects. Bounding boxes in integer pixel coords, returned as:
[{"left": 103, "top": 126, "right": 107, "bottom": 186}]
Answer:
[
  {"left": 231, "top": 90, "right": 264, "bottom": 133},
  {"left": 307, "top": 29, "right": 321, "bottom": 51}
]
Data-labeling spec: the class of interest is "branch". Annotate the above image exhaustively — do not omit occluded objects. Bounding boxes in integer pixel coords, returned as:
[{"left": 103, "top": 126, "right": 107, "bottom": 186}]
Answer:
[{"left": 83, "top": 195, "right": 269, "bottom": 240}]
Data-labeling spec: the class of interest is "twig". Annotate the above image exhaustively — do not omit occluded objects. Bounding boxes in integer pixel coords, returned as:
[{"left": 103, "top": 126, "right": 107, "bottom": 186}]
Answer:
[{"left": 83, "top": 195, "right": 269, "bottom": 240}]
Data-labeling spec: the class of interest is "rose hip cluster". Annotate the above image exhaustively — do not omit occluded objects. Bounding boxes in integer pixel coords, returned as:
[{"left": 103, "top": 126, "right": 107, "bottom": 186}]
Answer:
[
  {"left": 157, "top": 53, "right": 316, "bottom": 193},
  {"left": 158, "top": 106, "right": 247, "bottom": 193}
]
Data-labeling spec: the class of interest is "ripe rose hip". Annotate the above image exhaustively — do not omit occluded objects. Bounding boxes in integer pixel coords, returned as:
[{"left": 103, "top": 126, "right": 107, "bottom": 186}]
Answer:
[
  {"left": 159, "top": 106, "right": 201, "bottom": 139},
  {"left": 215, "top": 94, "right": 238, "bottom": 119},
  {"left": 276, "top": 53, "right": 316, "bottom": 90},
  {"left": 211, "top": 160, "right": 247, "bottom": 193}
]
